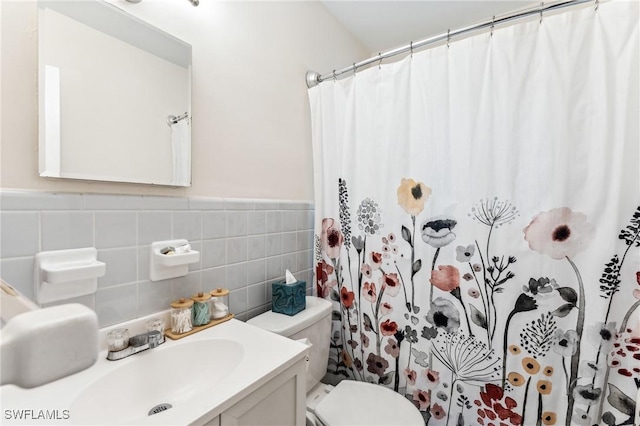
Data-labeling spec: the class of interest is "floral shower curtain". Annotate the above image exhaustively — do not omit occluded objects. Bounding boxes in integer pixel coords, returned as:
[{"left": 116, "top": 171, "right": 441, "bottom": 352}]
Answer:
[{"left": 308, "top": 1, "right": 639, "bottom": 425}]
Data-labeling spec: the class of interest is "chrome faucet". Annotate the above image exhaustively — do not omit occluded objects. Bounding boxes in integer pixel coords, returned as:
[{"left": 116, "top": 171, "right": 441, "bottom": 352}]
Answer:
[{"left": 106, "top": 330, "right": 164, "bottom": 361}]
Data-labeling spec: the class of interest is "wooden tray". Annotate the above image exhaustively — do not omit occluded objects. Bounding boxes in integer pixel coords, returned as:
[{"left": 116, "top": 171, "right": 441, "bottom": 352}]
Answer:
[{"left": 165, "top": 313, "right": 234, "bottom": 340}]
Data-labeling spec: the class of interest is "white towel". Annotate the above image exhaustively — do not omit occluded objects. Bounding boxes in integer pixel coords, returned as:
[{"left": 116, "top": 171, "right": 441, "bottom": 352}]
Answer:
[{"left": 171, "top": 119, "right": 191, "bottom": 186}]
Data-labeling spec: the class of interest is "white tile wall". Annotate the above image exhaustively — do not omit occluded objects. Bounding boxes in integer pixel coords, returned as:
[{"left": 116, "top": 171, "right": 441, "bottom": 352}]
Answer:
[{"left": 0, "top": 191, "right": 315, "bottom": 327}]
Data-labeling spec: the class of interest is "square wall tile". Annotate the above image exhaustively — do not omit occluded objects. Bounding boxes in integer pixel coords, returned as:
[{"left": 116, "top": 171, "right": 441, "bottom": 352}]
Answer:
[
  {"left": 266, "top": 211, "right": 282, "bottom": 234},
  {"left": 226, "top": 237, "right": 247, "bottom": 264},
  {"left": 202, "top": 212, "right": 226, "bottom": 239},
  {"left": 282, "top": 211, "right": 298, "bottom": 232},
  {"left": 266, "top": 256, "right": 283, "bottom": 281},
  {"left": 41, "top": 211, "right": 93, "bottom": 251},
  {"left": 173, "top": 211, "right": 202, "bottom": 241},
  {"left": 95, "top": 212, "right": 137, "bottom": 249},
  {"left": 137, "top": 246, "right": 150, "bottom": 282},
  {"left": 246, "top": 259, "right": 266, "bottom": 285},
  {"left": 97, "top": 248, "right": 138, "bottom": 288},
  {"left": 247, "top": 211, "right": 266, "bottom": 235},
  {"left": 247, "top": 282, "right": 265, "bottom": 310},
  {"left": 1, "top": 212, "right": 39, "bottom": 257},
  {"left": 0, "top": 257, "right": 35, "bottom": 301},
  {"left": 202, "top": 266, "right": 226, "bottom": 292},
  {"left": 201, "top": 239, "right": 226, "bottom": 269},
  {"left": 282, "top": 232, "right": 297, "bottom": 254},
  {"left": 229, "top": 288, "right": 247, "bottom": 315},
  {"left": 226, "top": 262, "right": 247, "bottom": 291},
  {"left": 266, "top": 234, "right": 282, "bottom": 257},
  {"left": 138, "top": 212, "right": 172, "bottom": 245},
  {"left": 95, "top": 284, "right": 137, "bottom": 327},
  {"left": 226, "top": 211, "right": 247, "bottom": 237},
  {"left": 137, "top": 280, "right": 172, "bottom": 317},
  {"left": 247, "top": 235, "right": 266, "bottom": 261},
  {"left": 171, "top": 271, "right": 202, "bottom": 300}
]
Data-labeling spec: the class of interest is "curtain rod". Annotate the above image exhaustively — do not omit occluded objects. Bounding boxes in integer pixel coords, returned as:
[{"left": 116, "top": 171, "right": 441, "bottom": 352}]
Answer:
[{"left": 306, "top": 0, "right": 594, "bottom": 88}]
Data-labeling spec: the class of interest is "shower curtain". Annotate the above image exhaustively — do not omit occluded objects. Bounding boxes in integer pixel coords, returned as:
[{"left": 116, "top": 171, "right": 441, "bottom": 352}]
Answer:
[{"left": 308, "top": 1, "right": 639, "bottom": 425}]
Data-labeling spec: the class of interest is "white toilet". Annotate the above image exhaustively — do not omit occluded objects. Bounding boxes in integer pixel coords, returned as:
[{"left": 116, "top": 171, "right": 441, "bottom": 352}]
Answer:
[{"left": 247, "top": 296, "right": 424, "bottom": 426}]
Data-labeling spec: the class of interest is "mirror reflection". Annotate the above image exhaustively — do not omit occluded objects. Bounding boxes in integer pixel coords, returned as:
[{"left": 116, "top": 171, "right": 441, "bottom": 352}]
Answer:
[{"left": 38, "top": 0, "right": 192, "bottom": 186}]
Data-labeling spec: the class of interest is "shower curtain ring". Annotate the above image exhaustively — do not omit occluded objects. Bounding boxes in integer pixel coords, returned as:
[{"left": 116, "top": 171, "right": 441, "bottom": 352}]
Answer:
[
  {"left": 378, "top": 54, "right": 382, "bottom": 69},
  {"left": 353, "top": 63, "right": 357, "bottom": 75},
  {"left": 595, "top": 0, "right": 599, "bottom": 10},
  {"left": 490, "top": 16, "right": 495, "bottom": 37},
  {"left": 540, "top": 2, "right": 544, "bottom": 24},
  {"left": 410, "top": 41, "right": 413, "bottom": 58},
  {"left": 447, "top": 29, "right": 451, "bottom": 48},
  {"left": 332, "top": 70, "right": 337, "bottom": 82}
]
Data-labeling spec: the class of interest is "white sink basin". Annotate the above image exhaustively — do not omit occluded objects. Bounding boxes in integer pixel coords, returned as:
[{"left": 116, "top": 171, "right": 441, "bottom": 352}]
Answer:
[
  {"left": 0, "top": 318, "right": 308, "bottom": 425},
  {"left": 70, "top": 339, "right": 243, "bottom": 425}
]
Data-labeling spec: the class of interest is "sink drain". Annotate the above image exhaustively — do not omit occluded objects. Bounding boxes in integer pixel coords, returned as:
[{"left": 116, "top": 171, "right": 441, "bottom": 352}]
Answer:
[{"left": 148, "top": 403, "right": 172, "bottom": 416}]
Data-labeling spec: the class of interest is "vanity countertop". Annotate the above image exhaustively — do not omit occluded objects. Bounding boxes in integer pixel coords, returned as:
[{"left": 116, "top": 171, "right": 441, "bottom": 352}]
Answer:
[{"left": 0, "top": 318, "right": 308, "bottom": 425}]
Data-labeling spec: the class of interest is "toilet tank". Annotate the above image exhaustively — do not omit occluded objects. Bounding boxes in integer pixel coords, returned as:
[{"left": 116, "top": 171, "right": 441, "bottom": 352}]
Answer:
[{"left": 247, "top": 296, "right": 332, "bottom": 391}]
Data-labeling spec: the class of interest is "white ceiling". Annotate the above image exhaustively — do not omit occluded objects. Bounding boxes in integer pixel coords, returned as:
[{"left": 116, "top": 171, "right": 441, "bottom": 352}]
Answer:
[{"left": 321, "top": 1, "right": 537, "bottom": 54}]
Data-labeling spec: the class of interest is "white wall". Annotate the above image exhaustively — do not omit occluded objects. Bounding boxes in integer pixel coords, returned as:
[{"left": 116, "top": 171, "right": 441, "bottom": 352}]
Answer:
[{"left": 1, "top": 0, "right": 368, "bottom": 200}]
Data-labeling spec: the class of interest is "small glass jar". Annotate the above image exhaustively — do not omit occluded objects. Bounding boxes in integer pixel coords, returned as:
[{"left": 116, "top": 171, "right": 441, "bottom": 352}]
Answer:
[
  {"left": 107, "top": 328, "right": 129, "bottom": 351},
  {"left": 170, "top": 298, "right": 194, "bottom": 334},
  {"left": 146, "top": 317, "right": 165, "bottom": 335},
  {"left": 209, "top": 288, "right": 230, "bottom": 320},
  {"left": 191, "top": 292, "right": 211, "bottom": 326}
]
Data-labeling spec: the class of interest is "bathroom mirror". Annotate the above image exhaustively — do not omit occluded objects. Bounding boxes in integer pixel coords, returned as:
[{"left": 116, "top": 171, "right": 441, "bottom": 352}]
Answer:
[{"left": 38, "top": 1, "right": 192, "bottom": 186}]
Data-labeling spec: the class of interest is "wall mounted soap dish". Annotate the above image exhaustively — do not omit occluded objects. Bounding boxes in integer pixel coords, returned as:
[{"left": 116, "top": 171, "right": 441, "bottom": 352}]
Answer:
[
  {"left": 34, "top": 248, "right": 106, "bottom": 304},
  {"left": 150, "top": 239, "right": 199, "bottom": 281}
]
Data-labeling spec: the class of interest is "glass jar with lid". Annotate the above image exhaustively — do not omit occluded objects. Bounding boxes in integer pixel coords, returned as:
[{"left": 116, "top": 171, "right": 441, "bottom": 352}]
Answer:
[
  {"left": 170, "top": 298, "right": 193, "bottom": 334},
  {"left": 191, "top": 292, "right": 211, "bottom": 326}
]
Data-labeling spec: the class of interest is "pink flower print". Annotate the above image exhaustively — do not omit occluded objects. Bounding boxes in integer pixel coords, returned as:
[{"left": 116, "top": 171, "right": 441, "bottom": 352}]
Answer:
[
  {"left": 430, "top": 265, "right": 460, "bottom": 292},
  {"left": 361, "top": 263, "right": 372, "bottom": 278},
  {"left": 321, "top": 218, "right": 343, "bottom": 259},
  {"left": 384, "top": 338, "right": 400, "bottom": 358},
  {"left": 423, "top": 369, "right": 440, "bottom": 389},
  {"left": 380, "top": 272, "right": 401, "bottom": 297},
  {"left": 380, "top": 302, "right": 393, "bottom": 315},
  {"left": 431, "top": 403, "right": 446, "bottom": 420},
  {"left": 370, "top": 252, "right": 383, "bottom": 270},
  {"left": 404, "top": 368, "right": 417, "bottom": 386},
  {"left": 412, "top": 389, "right": 430, "bottom": 411},
  {"left": 523, "top": 207, "right": 594, "bottom": 260},
  {"left": 468, "top": 288, "right": 480, "bottom": 298},
  {"left": 363, "top": 282, "right": 377, "bottom": 303}
]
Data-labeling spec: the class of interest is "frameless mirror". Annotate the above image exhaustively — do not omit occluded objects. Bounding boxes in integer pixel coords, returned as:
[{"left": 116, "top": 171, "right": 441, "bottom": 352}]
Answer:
[{"left": 38, "top": 1, "right": 192, "bottom": 186}]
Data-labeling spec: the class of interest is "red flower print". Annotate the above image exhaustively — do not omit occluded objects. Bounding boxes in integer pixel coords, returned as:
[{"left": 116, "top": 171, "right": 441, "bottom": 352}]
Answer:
[
  {"left": 380, "top": 302, "right": 393, "bottom": 315},
  {"left": 380, "top": 319, "right": 398, "bottom": 336},
  {"left": 340, "top": 287, "right": 355, "bottom": 309},
  {"left": 475, "top": 384, "right": 522, "bottom": 425},
  {"left": 430, "top": 265, "right": 461, "bottom": 292},
  {"left": 315, "top": 261, "right": 336, "bottom": 298}
]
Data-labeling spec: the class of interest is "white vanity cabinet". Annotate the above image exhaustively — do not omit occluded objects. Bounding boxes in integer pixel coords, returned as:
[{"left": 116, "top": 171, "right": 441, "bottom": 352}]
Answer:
[{"left": 203, "top": 359, "right": 307, "bottom": 426}]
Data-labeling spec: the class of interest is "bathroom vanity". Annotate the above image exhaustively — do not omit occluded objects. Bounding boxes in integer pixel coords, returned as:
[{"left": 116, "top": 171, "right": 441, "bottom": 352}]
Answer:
[{"left": 0, "top": 318, "right": 308, "bottom": 425}]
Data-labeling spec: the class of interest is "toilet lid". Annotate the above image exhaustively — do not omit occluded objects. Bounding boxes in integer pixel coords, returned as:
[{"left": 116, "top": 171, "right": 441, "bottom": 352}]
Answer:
[{"left": 314, "top": 380, "right": 424, "bottom": 426}]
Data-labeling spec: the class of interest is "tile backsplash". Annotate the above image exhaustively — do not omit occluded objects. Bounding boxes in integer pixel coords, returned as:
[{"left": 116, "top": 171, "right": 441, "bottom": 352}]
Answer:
[{"left": 0, "top": 191, "right": 314, "bottom": 327}]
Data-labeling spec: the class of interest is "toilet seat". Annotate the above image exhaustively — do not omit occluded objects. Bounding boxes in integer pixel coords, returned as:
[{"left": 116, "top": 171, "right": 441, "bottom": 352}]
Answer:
[{"left": 314, "top": 380, "right": 424, "bottom": 426}]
